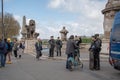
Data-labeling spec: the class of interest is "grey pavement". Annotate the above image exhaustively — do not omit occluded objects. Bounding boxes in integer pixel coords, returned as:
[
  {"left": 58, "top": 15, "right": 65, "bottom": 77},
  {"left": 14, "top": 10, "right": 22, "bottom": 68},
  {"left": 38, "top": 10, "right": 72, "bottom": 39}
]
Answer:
[{"left": 0, "top": 53, "right": 119, "bottom": 80}]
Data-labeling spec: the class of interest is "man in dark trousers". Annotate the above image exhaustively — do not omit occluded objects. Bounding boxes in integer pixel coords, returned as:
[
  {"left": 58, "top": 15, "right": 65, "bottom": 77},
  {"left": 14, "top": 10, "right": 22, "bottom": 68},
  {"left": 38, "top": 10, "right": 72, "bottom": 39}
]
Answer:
[
  {"left": 48, "top": 36, "right": 55, "bottom": 57},
  {"left": 56, "top": 37, "right": 62, "bottom": 56},
  {"left": 94, "top": 34, "right": 102, "bottom": 70}
]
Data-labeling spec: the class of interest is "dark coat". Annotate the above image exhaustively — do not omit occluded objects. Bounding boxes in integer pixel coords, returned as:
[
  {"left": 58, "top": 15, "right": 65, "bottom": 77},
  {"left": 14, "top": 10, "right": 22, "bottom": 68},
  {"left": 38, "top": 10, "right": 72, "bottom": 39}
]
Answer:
[
  {"left": 0, "top": 41, "right": 6, "bottom": 54},
  {"left": 66, "top": 39, "right": 78, "bottom": 55},
  {"left": 56, "top": 40, "right": 62, "bottom": 48},
  {"left": 35, "top": 42, "right": 42, "bottom": 51},
  {"left": 89, "top": 41, "right": 99, "bottom": 53},
  {"left": 48, "top": 39, "right": 55, "bottom": 49}
]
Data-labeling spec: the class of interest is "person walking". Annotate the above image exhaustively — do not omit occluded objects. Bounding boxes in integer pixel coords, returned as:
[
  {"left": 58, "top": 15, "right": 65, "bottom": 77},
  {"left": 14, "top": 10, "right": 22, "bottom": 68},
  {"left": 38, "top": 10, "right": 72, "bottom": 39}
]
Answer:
[
  {"left": 13, "top": 39, "right": 19, "bottom": 58},
  {"left": 65, "top": 35, "right": 78, "bottom": 69},
  {"left": 18, "top": 41, "right": 24, "bottom": 59},
  {"left": 35, "top": 38, "right": 43, "bottom": 60},
  {"left": 0, "top": 38, "right": 6, "bottom": 67},
  {"left": 56, "top": 37, "right": 62, "bottom": 56},
  {"left": 48, "top": 36, "right": 55, "bottom": 57},
  {"left": 6, "top": 38, "right": 13, "bottom": 64}
]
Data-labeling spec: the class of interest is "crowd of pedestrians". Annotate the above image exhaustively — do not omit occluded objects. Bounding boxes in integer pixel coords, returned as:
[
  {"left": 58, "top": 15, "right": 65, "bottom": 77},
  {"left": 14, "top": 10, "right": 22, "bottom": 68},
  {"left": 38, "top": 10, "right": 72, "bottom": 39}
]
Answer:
[
  {"left": 0, "top": 37, "right": 25, "bottom": 68},
  {"left": 1, "top": 34, "right": 102, "bottom": 71}
]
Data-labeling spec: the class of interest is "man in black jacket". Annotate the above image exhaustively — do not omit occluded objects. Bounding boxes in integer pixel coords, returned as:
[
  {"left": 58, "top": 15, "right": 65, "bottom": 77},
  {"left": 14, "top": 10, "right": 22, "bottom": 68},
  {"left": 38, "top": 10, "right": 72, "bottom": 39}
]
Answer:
[
  {"left": 48, "top": 36, "right": 55, "bottom": 57},
  {"left": 56, "top": 37, "right": 62, "bottom": 56}
]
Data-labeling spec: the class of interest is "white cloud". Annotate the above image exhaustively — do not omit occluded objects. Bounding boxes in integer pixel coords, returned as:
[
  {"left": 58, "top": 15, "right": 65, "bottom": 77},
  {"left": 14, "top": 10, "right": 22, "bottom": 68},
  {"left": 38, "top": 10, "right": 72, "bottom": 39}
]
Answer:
[
  {"left": 14, "top": 0, "right": 108, "bottom": 39},
  {"left": 48, "top": 0, "right": 107, "bottom": 19},
  {"left": 48, "top": 0, "right": 65, "bottom": 8},
  {"left": 47, "top": 0, "right": 107, "bottom": 38}
]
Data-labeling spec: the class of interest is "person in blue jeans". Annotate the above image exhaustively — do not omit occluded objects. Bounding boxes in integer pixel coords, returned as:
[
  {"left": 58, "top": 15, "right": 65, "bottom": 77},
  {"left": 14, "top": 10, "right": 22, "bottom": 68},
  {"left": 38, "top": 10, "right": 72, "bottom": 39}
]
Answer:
[{"left": 0, "top": 38, "right": 6, "bottom": 67}]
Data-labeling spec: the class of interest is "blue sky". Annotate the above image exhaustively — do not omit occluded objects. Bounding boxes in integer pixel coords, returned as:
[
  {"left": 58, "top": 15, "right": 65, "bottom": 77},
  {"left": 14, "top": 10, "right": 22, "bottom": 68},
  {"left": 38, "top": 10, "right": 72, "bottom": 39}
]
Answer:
[{"left": 1, "top": 0, "right": 107, "bottom": 39}]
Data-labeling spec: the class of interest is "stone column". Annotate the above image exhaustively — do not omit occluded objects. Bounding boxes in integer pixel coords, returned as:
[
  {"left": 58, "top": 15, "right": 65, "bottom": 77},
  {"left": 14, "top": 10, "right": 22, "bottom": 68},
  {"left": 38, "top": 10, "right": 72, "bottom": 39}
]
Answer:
[
  {"left": 21, "top": 16, "right": 27, "bottom": 39},
  {"left": 102, "top": 0, "right": 120, "bottom": 39},
  {"left": 101, "top": 0, "right": 120, "bottom": 54}
]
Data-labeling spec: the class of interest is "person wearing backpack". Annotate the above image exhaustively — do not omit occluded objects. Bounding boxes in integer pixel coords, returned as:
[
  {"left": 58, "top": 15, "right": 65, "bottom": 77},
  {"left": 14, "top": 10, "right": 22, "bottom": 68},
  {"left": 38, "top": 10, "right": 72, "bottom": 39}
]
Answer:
[
  {"left": 35, "top": 38, "right": 42, "bottom": 60},
  {"left": 56, "top": 37, "right": 62, "bottom": 56}
]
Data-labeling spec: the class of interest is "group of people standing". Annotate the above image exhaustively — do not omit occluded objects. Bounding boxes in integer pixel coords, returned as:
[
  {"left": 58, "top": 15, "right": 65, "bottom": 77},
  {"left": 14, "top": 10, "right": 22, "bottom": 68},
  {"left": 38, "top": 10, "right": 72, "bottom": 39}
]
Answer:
[
  {"left": 0, "top": 38, "right": 25, "bottom": 68},
  {"left": 48, "top": 36, "right": 62, "bottom": 57},
  {"left": 35, "top": 36, "right": 63, "bottom": 60},
  {"left": 34, "top": 34, "right": 102, "bottom": 71}
]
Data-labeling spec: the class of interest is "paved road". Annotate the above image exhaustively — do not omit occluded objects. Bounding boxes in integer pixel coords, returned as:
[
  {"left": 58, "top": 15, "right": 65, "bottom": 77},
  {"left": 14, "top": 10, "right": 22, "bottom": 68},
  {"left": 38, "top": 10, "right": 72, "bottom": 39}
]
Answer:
[{"left": 0, "top": 52, "right": 120, "bottom": 80}]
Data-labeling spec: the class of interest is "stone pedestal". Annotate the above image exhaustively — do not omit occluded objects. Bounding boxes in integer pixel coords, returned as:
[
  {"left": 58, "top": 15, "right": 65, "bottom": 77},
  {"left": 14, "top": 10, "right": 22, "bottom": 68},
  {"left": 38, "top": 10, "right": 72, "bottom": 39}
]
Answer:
[
  {"left": 24, "top": 40, "right": 37, "bottom": 54},
  {"left": 100, "top": 39, "right": 109, "bottom": 54},
  {"left": 61, "top": 41, "right": 67, "bottom": 54}
]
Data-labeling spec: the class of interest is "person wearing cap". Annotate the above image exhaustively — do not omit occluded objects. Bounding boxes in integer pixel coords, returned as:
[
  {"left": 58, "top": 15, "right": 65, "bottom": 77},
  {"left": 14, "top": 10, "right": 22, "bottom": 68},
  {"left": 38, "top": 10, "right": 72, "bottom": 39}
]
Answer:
[{"left": 35, "top": 38, "right": 43, "bottom": 60}]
